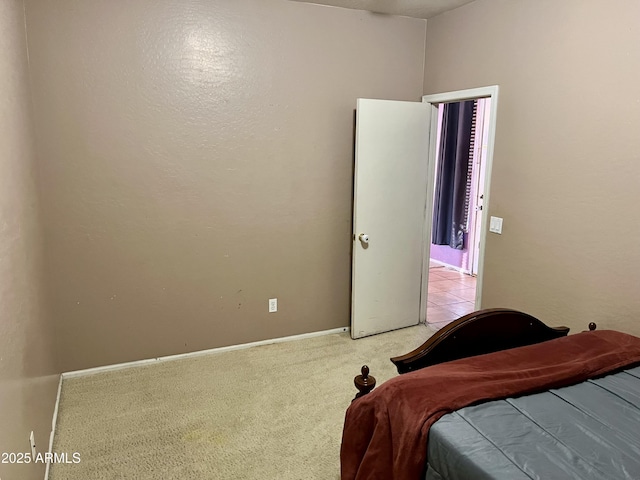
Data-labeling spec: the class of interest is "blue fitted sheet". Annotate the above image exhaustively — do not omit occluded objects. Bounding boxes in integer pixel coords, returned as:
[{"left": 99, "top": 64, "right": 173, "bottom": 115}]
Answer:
[{"left": 425, "top": 365, "right": 640, "bottom": 480}]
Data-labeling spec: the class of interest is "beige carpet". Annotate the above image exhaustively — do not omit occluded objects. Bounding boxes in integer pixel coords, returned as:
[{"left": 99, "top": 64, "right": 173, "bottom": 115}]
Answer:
[{"left": 50, "top": 325, "right": 434, "bottom": 480}]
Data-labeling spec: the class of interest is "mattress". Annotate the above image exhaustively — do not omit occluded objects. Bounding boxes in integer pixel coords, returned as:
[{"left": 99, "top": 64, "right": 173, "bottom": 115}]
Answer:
[{"left": 425, "top": 365, "right": 640, "bottom": 480}]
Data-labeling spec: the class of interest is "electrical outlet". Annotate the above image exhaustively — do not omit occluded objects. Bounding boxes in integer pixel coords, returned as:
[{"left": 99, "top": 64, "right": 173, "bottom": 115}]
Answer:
[
  {"left": 29, "top": 431, "right": 36, "bottom": 458},
  {"left": 268, "top": 298, "right": 277, "bottom": 313}
]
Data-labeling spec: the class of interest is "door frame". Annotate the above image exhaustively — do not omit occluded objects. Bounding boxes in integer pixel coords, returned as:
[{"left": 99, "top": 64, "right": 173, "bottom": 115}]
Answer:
[{"left": 420, "top": 86, "right": 499, "bottom": 323}]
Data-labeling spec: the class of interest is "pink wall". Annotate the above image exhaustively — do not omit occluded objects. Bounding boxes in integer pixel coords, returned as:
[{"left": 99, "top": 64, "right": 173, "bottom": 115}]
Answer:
[{"left": 430, "top": 242, "right": 468, "bottom": 269}]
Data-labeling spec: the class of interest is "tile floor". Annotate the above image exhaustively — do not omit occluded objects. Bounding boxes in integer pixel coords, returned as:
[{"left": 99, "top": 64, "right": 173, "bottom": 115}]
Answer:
[{"left": 426, "top": 265, "right": 477, "bottom": 330}]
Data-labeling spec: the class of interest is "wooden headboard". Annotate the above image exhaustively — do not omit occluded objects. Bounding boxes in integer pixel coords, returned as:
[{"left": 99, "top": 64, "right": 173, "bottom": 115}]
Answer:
[{"left": 390, "top": 308, "right": 570, "bottom": 374}]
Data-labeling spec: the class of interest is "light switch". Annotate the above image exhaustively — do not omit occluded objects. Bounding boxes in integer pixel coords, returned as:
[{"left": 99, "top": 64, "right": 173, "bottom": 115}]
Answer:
[{"left": 489, "top": 216, "right": 503, "bottom": 234}]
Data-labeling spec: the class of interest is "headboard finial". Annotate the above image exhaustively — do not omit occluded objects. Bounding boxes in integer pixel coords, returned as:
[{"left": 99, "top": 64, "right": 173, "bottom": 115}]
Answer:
[{"left": 354, "top": 365, "right": 376, "bottom": 400}]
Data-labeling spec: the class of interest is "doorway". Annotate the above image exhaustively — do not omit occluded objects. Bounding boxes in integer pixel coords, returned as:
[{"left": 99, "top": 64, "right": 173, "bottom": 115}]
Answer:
[
  {"left": 425, "top": 98, "right": 491, "bottom": 328},
  {"left": 419, "top": 86, "right": 499, "bottom": 328},
  {"left": 350, "top": 87, "right": 498, "bottom": 339}
]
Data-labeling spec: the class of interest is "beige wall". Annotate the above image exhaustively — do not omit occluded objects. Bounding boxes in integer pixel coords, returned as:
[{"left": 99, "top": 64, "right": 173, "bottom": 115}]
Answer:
[
  {"left": 424, "top": 0, "right": 640, "bottom": 334},
  {"left": 0, "top": 0, "right": 58, "bottom": 477},
  {"left": 25, "top": 0, "right": 427, "bottom": 371}
]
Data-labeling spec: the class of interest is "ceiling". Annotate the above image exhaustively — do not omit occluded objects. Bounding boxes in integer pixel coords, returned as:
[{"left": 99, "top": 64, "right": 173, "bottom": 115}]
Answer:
[{"left": 289, "top": 0, "right": 475, "bottom": 19}]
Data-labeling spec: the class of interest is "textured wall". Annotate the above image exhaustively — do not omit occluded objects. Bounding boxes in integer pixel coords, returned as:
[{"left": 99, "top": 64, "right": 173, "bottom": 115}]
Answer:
[
  {"left": 424, "top": 0, "right": 640, "bottom": 334},
  {"left": 25, "top": 0, "right": 427, "bottom": 371},
  {"left": 0, "top": 0, "right": 58, "bottom": 478}
]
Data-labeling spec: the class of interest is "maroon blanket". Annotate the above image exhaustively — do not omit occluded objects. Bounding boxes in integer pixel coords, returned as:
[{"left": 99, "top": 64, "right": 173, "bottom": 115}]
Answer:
[{"left": 340, "top": 330, "right": 640, "bottom": 480}]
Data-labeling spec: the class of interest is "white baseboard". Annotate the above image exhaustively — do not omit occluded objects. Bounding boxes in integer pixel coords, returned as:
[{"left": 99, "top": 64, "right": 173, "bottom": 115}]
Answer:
[
  {"left": 44, "top": 375, "right": 63, "bottom": 480},
  {"left": 62, "top": 326, "right": 350, "bottom": 379},
  {"left": 429, "top": 259, "right": 471, "bottom": 275}
]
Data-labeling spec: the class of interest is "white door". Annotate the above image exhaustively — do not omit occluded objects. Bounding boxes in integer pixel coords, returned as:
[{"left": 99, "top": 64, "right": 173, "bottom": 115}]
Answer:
[{"left": 351, "top": 99, "right": 431, "bottom": 339}]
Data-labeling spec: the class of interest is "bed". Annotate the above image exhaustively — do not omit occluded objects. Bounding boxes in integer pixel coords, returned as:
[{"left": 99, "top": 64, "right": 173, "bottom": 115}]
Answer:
[{"left": 341, "top": 308, "right": 640, "bottom": 480}]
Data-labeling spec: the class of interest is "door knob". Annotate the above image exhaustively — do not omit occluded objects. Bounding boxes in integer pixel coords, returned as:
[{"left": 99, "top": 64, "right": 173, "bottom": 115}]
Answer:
[{"left": 359, "top": 233, "right": 369, "bottom": 244}]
